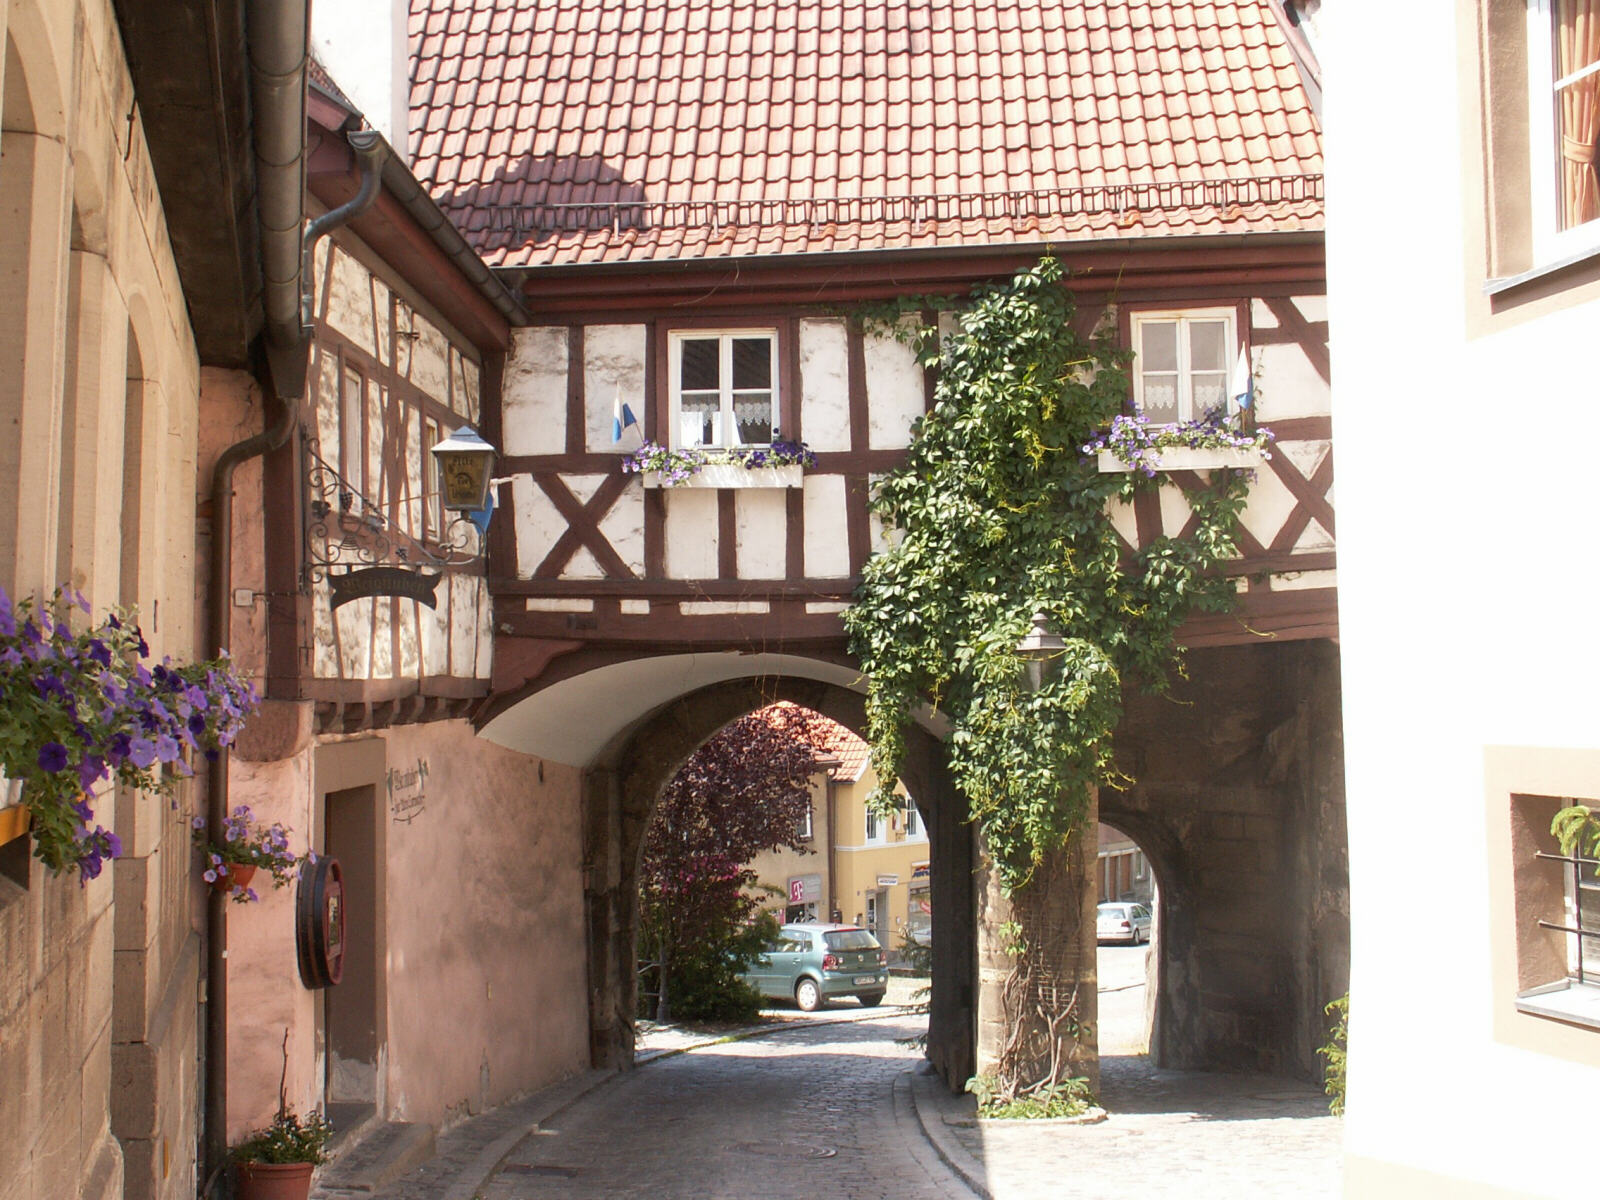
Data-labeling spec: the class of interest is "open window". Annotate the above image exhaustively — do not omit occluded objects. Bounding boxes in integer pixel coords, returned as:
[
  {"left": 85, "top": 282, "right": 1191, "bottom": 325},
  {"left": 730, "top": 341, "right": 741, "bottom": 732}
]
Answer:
[{"left": 668, "top": 330, "right": 778, "bottom": 450}]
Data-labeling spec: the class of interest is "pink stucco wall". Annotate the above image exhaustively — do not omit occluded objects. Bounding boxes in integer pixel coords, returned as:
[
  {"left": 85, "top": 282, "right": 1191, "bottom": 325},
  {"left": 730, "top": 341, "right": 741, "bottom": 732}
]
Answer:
[
  {"left": 379, "top": 721, "right": 587, "bottom": 1126},
  {"left": 224, "top": 722, "right": 587, "bottom": 1138}
]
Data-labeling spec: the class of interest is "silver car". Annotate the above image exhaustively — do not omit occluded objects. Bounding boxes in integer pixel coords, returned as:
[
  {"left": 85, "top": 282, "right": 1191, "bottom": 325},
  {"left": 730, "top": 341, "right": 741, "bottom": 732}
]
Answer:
[{"left": 1096, "top": 901, "right": 1153, "bottom": 945}]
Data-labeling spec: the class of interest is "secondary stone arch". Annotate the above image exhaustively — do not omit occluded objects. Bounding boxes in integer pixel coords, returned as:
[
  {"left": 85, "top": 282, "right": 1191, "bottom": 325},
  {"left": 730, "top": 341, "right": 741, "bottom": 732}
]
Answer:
[{"left": 573, "top": 673, "right": 976, "bottom": 1088}]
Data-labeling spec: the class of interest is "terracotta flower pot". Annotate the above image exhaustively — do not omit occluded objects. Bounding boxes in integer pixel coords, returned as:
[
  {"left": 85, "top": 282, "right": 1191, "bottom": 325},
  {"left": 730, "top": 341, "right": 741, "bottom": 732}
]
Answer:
[
  {"left": 210, "top": 863, "right": 257, "bottom": 894},
  {"left": 234, "top": 1160, "right": 314, "bottom": 1200}
]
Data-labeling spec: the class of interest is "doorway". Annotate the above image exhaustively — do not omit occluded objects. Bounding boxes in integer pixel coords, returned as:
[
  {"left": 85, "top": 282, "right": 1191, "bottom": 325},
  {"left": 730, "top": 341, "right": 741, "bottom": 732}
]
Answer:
[{"left": 323, "top": 784, "right": 383, "bottom": 1113}]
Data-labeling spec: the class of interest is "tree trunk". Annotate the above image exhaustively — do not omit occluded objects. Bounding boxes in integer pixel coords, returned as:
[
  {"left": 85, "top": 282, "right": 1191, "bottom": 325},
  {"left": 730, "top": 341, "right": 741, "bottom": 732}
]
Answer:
[
  {"left": 975, "top": 788, "right": 1099, "bottom": 1100},
  {"left": 655, "top": 940, "right": 671, "bottom": 1024}
]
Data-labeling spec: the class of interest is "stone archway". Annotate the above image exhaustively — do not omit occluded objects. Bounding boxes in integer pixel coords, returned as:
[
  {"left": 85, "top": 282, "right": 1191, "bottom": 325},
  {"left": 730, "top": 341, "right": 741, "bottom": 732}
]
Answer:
[
  {"left": 576, "top": 675, "right": 977, "bottom": 1089},
  {"left": 1102, "top": 638, "right": 1349, "bottom": 1078}
]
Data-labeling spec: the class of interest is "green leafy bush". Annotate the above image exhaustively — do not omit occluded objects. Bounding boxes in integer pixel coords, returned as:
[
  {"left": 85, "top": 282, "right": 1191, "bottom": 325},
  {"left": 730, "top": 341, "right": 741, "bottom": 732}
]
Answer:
[
  {"left": 1319, "top": 993, "right": 1349, "bottom": 1116},
  {"left": 966, "top": 1073, "right": 1095, "bottom": 1119},
  {"left": 844, "top": 259, "right": 1256, "bottom": 894}
]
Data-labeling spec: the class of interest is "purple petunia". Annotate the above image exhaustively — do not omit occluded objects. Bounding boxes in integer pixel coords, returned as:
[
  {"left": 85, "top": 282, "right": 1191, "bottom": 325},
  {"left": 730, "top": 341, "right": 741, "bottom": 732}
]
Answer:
[
  {"left": 37, "top": 742, "right": 69, "bottom": 773},
  {"left": 126, "top": 736, "right": 156, "bottom": 769}
]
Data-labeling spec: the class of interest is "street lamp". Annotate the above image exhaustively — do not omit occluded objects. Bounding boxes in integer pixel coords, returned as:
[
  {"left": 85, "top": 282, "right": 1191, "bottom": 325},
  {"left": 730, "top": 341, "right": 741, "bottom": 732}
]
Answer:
[
  {"left": 1016, "top": 610, "right": 1065, "bottom": 693},
  {"left": 430, "top": 425, "right": 497, "bottom": 512}
]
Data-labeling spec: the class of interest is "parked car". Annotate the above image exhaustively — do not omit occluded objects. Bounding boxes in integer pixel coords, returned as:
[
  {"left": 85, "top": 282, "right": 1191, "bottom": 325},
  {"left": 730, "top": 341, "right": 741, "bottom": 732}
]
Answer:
[
  {"left": 740, "top": 923, "right": 889, "bottom": 1011},
  {"left": 1097, "top": 902, "right": 1153, "bottom": 945}
]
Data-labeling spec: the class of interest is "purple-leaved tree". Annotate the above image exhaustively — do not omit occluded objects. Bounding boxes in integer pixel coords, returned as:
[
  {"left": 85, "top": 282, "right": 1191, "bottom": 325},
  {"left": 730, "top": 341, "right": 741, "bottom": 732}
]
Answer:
[{"left": 639, "top": 703, "right": 833, "bottom": 1022}]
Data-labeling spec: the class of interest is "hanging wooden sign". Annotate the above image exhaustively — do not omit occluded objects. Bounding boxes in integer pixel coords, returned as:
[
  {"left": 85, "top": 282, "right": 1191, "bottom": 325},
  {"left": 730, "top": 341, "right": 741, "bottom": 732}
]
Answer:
[{"left": 328, "top": 567, "right": 442, "bottom": 610}]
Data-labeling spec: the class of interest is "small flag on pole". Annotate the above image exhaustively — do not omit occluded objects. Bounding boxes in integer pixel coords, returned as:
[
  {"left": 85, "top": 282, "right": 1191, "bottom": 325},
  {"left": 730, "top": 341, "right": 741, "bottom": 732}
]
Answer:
[
  {"left": 1230, "top": 347, "right": 1253, "bottom": 411},
  {"left": 611, "top": 390, "right": 639, "bottom": 443}
]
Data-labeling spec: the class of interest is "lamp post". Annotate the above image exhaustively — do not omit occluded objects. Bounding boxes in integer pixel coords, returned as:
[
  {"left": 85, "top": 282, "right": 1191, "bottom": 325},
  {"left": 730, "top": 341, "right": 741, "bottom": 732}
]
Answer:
[
  {"left": 430, "top": 425, "right": 497, "bottom": 513},
  {"left": 1016, "top": 610, "right": 1065, "bottom": 693}
]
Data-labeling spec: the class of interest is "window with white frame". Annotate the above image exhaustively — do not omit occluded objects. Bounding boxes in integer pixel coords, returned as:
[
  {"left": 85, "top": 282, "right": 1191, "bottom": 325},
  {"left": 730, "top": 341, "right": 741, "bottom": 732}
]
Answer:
[
  {"left": 904, "top": 802, "right": 920, "bottom": 839},
  {"left": 668, "top": 330, "right": 778, "bottom": 449},
  {"left": 1130, "top": 309, "right": 1238, "bottom": 424},
  {"left": 1528, "top": 0, "right": 1600, "bottom": 261},
  {"left": 798, "top": 802, "right": 813, "bottom": 841},
  {"left": 865, "top": 807, "right": 884, "bottom": 844}
]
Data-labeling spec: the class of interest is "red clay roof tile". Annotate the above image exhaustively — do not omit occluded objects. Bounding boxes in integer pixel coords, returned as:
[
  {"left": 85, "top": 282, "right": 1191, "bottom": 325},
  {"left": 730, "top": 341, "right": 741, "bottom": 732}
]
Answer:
[{"left": 410, "top": 0, "right": 1322, "bottom": 266}]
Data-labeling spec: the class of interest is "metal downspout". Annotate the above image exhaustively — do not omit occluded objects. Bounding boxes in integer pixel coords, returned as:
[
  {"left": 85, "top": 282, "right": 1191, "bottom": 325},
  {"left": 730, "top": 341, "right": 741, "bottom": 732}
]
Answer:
[{"left": 202, "top": 2, "right": 388, "bottom": 1186}]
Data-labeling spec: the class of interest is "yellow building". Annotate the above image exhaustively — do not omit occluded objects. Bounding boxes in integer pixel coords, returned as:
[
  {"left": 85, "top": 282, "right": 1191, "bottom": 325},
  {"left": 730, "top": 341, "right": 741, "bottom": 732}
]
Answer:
[{"left": 744, "top": 712, "right": 930, "bottom": 959}]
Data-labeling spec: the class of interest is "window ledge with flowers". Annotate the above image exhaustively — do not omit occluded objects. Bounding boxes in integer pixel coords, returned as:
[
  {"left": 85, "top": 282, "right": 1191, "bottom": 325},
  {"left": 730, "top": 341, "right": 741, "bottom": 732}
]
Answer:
[
  {"left": 622, "top": 441, "right": 817, "bottom": 488},
  {"left": 1084, "top": 411, "right": 1274, "bottom": 478}
]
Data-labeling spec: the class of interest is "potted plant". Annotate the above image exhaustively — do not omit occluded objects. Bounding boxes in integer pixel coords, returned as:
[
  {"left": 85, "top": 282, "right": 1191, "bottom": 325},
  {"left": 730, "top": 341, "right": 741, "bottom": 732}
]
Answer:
[
  {"left": 231, "top": 1106, "right": 333, "bottom": 1200},
  {"left": 0, "top": 586, "right": 258, "bottom": 881},
  {"left": 191, "top": 805, "right": 311, "bottom": 902}
]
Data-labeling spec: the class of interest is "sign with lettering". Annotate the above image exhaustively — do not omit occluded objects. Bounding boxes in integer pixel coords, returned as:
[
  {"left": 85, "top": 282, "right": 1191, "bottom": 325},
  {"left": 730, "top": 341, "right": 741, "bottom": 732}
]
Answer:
[
  {"left": 876, "top": 874, "right": 899, "bottom": 887},
  {"left": 788, "top": 873, "right": 821, "bottom": 904},
  {"left": 329, "top": 567, "right": 442, "bottom": 611},
  {"left": 387, "top": 758, "right": 429, "bottom": 824}
]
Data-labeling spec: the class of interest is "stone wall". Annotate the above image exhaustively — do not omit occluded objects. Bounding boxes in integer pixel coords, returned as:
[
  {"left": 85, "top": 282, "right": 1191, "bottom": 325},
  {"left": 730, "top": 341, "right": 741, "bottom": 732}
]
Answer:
[
  {"left": 0, "top": 0, "right": 208, "bottom": 1195},
  {"left": 1105, "top": 638, "right": 1348, "bottom": 1078}
]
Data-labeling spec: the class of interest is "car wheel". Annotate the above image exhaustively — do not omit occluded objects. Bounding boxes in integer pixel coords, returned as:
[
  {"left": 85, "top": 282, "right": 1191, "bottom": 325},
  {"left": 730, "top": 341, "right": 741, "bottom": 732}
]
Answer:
[
  {"left": 1133, "top": 926, "right": 1144, "bottom": 945},
  {"left": 795, "top": 977, "right": 824, "bottom": 1012},
  {"left": 858, "top": 991, "right": 885, "bottom": 1008}
]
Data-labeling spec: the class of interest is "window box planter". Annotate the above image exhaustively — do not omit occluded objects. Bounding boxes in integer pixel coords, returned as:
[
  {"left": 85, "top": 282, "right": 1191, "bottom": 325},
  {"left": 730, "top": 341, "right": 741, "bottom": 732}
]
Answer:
[
  {"left": 642, "top": 463, "right": 804, "bottom": 489},
  {"left": 1096, "top": 446, "right": 1264, "bottom": 474}
]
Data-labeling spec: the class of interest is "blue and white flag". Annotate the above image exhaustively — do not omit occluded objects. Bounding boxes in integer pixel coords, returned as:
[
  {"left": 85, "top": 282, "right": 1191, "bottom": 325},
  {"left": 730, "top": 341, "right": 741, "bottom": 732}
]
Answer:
[
  {"left": 1230, "top": 348, "right": 1254, "bottom": 411},
  {"left": 611, "top": 390, "right": 640, "bottom": 443}
]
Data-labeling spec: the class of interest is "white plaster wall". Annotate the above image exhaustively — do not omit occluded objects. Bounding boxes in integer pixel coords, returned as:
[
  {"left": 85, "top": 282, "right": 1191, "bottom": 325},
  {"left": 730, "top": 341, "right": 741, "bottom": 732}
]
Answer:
[
  {"left": 734, "top": 490, "right": 787, "bottom": 579},
  {"left": 503, "top": 326, "right": 568, "bottom": 456},
  {"left": 803, "top": 475, "right": 850, "bottom": 578},
  {"left": 664, "top": 488, "right": 719, "bottom": 578},
  {"left": 597, "top": 479, "right": 646, "bottom": 577},
  {"left": 1325, "top": 4, "right": 1600, "bottom": 1195},
  {"left": 864, "top": 320, "right": 925, "bottom": 449},
  {"left": 511, "top": 476, "right": 563, "bottom": 579},
  {"left": 1251, "top": 297, "right": 1331, "bottom": 420},
  {"left": 583, "top": 324, "right": 646, "bottom": 453},
  {"left": 799, "top": 319, "right": 851, "bottom": 451}
]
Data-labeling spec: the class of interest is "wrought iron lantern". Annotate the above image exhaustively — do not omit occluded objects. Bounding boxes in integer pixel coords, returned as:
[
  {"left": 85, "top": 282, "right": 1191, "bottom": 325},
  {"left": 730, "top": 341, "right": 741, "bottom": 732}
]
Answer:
[
  {"left": 1016, "top": 610, "right": 1066, "bottom": 693},
  {"left": 430, "top": 425, "right": 497, "bottom": 512}
]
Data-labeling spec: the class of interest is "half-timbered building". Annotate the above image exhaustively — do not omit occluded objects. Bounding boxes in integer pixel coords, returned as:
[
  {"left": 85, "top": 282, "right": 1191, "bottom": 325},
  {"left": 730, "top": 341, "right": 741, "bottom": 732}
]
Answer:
[
  {"left": 410, "top": 0, "right": 1348, "bottom": 1086},
  {"left": 212, "top": 56, "right": 590, "bottom": 1149}
]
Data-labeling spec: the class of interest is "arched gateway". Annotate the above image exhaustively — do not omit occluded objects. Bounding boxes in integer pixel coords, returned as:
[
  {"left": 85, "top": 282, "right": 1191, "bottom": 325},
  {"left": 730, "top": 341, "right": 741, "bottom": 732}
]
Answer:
[{"left": 483, "top": 666, "right": 977, "bottom": 1082}]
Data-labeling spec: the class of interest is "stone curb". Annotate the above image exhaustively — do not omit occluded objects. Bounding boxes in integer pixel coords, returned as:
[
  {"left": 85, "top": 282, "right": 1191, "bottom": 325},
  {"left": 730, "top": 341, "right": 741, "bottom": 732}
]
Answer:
[{"left": 905, "top": 1067, "right": 994, "bottom": 1199}]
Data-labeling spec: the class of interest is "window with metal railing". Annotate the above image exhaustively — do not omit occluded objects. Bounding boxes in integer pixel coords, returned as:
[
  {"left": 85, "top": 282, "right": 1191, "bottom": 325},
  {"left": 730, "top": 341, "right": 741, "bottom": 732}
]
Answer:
[{"left": 1516, "top": 820, "right": 1600, "bottom": 1028}]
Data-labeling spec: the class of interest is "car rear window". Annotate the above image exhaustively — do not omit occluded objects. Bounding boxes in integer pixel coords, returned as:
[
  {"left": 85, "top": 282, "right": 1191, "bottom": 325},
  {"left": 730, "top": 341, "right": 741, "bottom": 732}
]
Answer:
[{"left": 823, "top": 930, "right": 879, "bottom": 951}]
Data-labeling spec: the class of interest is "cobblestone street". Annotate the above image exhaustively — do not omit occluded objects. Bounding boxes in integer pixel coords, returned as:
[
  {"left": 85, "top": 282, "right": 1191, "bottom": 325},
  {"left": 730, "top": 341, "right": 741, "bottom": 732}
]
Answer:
[
  {"left": 330, "top": 953, "right": 1341, "bottom": 1200},
  {"left": 479, "top": 1013, "right": 955, "bottom": 1200}
]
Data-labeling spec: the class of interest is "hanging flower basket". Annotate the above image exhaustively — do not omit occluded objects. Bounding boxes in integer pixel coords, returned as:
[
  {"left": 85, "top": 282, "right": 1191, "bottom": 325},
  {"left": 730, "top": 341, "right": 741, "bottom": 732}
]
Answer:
[
  {"left": 193, "top": 805, "right": 311, "bottom": 904},
  {"left": 0, "top": 586, "right": 259, "bottom": 881}
]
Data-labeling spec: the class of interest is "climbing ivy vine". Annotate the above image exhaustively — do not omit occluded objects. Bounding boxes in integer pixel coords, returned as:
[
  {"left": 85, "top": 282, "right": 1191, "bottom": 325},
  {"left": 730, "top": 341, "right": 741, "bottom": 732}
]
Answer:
[{"left": 844, "top": 258, "right": 1255, "bottom": 892}]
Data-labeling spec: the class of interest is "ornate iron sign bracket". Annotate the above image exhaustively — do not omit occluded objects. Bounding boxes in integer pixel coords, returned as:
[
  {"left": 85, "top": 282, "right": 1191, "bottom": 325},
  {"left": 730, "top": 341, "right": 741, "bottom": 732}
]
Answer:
[{"left": 303, "top": 434, "right": 484, "bottom": 590}]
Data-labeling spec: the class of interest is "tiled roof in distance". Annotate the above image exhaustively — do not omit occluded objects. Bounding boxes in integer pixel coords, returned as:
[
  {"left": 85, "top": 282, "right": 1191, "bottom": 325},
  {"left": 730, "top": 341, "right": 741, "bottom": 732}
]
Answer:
[{"left": 410, "top": 0, "right": 1322, "bottom": 267}]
